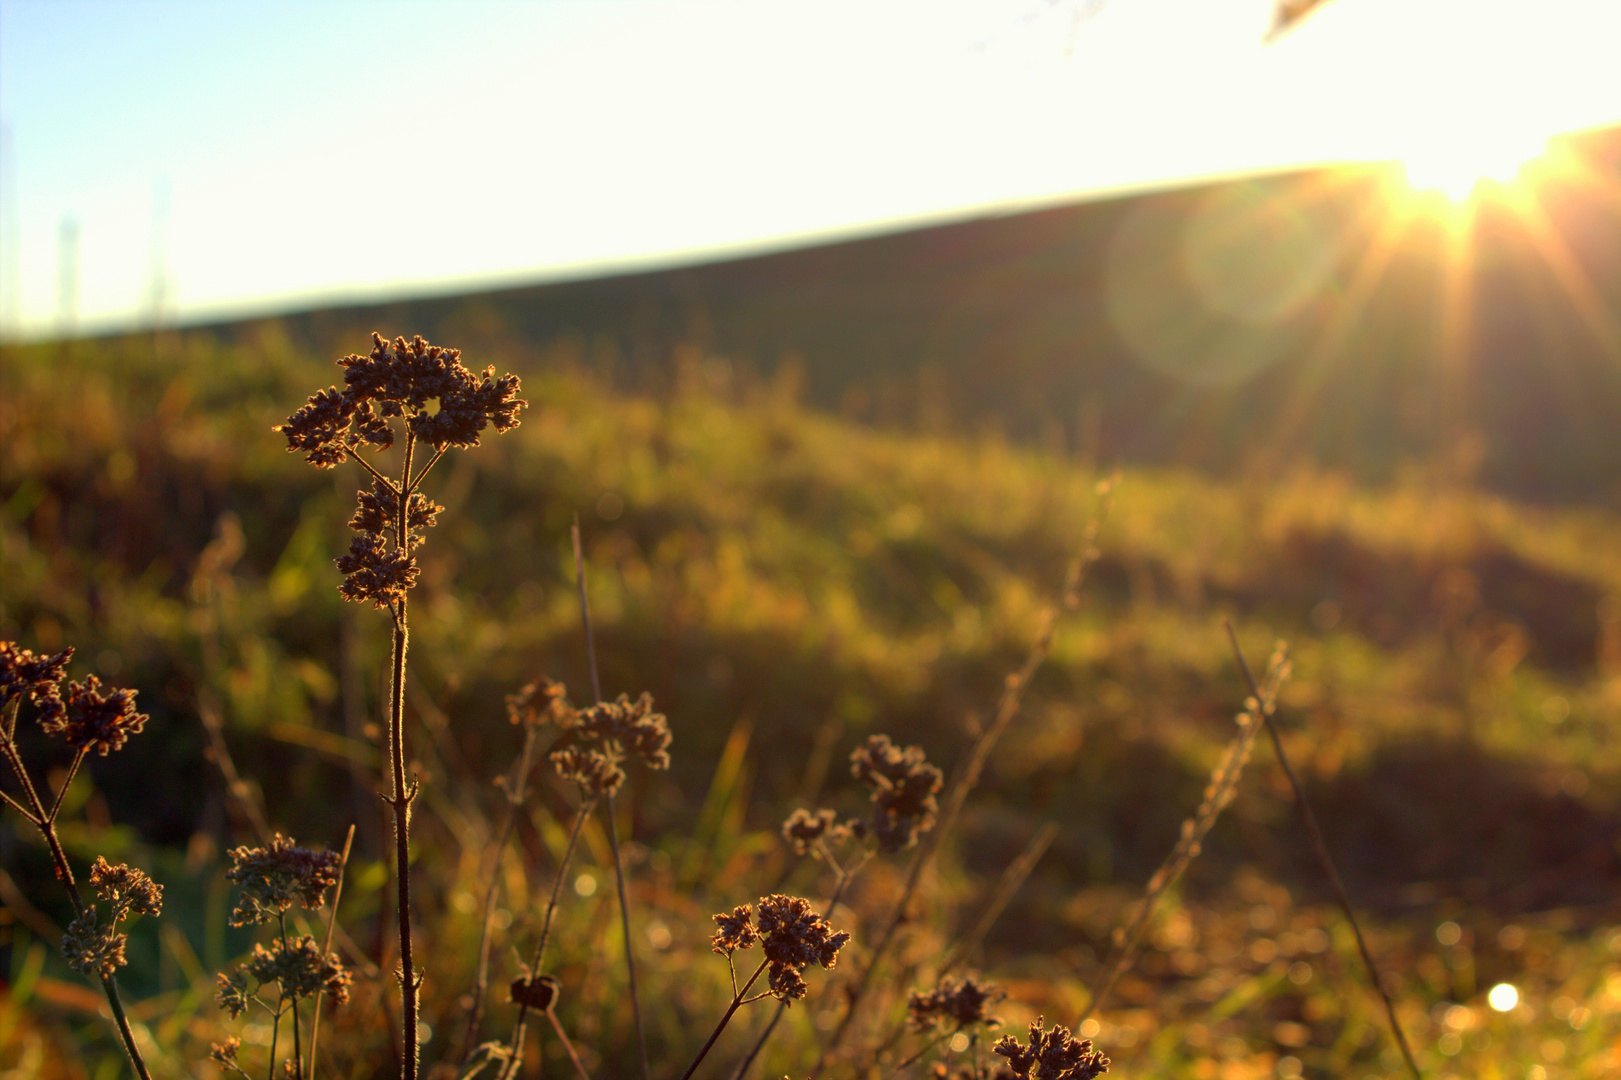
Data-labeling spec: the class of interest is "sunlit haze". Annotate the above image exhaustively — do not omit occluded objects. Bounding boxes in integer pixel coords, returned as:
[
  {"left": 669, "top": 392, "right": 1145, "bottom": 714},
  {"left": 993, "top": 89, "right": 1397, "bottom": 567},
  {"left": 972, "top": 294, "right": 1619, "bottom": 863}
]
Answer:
[{"left": 0, "top": 0, "right": 1617, "bottom": 338}]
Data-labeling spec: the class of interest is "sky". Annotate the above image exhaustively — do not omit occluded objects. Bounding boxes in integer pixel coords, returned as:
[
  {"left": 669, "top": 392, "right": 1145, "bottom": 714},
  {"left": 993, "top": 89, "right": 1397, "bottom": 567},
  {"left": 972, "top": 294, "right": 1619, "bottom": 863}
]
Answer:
[{"left": 0, "top": 0, "right": 1617, "bottom": 339}]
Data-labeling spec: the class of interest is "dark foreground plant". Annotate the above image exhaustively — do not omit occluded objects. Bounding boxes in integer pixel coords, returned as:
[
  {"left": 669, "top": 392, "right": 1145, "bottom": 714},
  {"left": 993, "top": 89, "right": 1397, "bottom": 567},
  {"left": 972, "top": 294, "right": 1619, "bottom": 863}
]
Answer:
[
  {"left": 0, "top": 641, "right": 160, "bottom": 1080},
  {"left": 276, "top": 332, "right": 525, "bottom": 1080}
]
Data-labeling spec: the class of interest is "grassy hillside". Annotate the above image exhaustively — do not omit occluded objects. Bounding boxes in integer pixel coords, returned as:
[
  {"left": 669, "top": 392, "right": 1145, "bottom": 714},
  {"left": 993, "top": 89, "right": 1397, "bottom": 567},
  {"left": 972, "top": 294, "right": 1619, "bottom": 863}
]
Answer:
[{"left": 1, "top": 330, "right": 1618, "bottom": 1079}]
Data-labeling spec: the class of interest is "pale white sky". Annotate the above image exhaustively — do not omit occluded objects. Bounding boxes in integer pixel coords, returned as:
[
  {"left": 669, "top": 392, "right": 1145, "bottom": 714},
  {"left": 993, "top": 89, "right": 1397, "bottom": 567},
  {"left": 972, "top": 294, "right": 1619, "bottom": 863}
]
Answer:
[{"left": 0, "top": 0, "right": 1616, "bottom": 338}]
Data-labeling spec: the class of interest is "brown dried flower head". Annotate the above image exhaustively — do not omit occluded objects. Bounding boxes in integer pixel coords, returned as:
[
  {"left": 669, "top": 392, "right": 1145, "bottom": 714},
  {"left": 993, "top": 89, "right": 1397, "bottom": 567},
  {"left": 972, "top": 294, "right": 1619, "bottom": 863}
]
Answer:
[
  {"left": 32, "top": 675, "right": 149, "bottom": 757},
  {"left": 549, "top": 691, "right": 672, "bottom": 798},
  {"left": 992, "top": 1017, "right": 1109, "bottom": 1080},
  {"left": 850, "top": 734, "right": 943, "bottom": 853},
  {"left": 349, "top": 480, "right": 443, "bottom": 551},
  {"left": 0, "top": 641, "right": 73, "bottom": 727},
  {"left": 754, "top": 894, "right": 851, "bottom": 1002},
  {"left": 209, "top": 1038, "right": 242, "bottom": 1067},
  {"left": 62, "top": 907, "right": 128, "bottom": 979},
  {"left": 217, "top": 936, "right": 350, "bottom": 1016},
  {"left": 224, "top": 834, "right": 342, "bottom": 926},
  {"left": 276, "top": 332, "right": 525, "bottom": 467},
  {"left": 335, "top": 532, "right": 420, "bottom": 609},
  {"left": 507, "top": 677, "right": 577, "bottom": 728},
  {"left": 88, "top": 856, "right": 164, "bottom": 920},
  {"left": 710, "top": 904, "right": 760, "bottom": 956},
  {"left": 907, "top": 974, "right": 1005, "bottom": 1032},
  {"left": 781, "top": 807, "right": 856, "bottom": 856}
]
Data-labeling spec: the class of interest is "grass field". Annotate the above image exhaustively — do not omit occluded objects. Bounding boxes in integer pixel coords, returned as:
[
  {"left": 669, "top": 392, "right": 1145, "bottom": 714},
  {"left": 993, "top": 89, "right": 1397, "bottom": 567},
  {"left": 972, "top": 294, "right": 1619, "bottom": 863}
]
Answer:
[{"left": 1, "top": 328, "right": 1617, "bottom": 1079}]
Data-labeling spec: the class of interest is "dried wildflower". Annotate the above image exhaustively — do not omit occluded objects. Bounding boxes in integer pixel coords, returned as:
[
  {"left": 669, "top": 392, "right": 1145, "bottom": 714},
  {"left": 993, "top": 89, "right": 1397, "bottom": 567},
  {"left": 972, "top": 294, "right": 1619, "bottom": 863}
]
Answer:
[
  {"left": 507, "top": 677, "right": 576, "bottom": 728},
  {"left": 756, "top": 894, "right": 850, "bottom": 1002},
  {"left": 908, "top": 974, "right": 1005, "bottom": 1032},
  {"left": 708, "top": 895, "right": 849, "bottom": 1002},
  {"left": 573, "top": 693, "right": 672, "bottom": 770},
  {"left": 550, "top": 741, "right": 626, "bottom": 797},
  {"left": 276, "top": 333, "right": 526, "bottom": 466},
  {"left": 62, "top": 907, "right": 128, "bottom": 978},
  {"left": 992, "top": 1017, "right": 1108, "bottom": 1080},
  {"left": 0, "top": 641, "right": 73, "bottom": 726},
  {"left": 216, "top": 968, "right": 252, "bottom": 1019},
  {"left": 219, "top": 936, "right": 351, "bottom": 1015},
  {"left": 335, "top": 532, "right": 419, "bottom": 609},
  {"left": 349, "top": 480, "right": 443, "bottom": 550},
  {"left": 549, "top": 691, "right": 671, "bottom": 797},
  {"left": 850, "top": 734, "right": 943, "bottom": 853},
  {"left": 711, "top": 905, "right": 759, "bottom": 956},
  {"left": 224, "top": 835, "right": 342, "bottom": 927},
  {"left": 781, "top": 807, "right": 848, "bottom": 855},
  {"left": 34, "top": 675, "right": 148, "bottom": 757},
  {"left": 88, "top": 857, "right": 163, "bottom": 919},
  {"left": 209, "top": 1038, "right": 243, "bottom": 1066}
]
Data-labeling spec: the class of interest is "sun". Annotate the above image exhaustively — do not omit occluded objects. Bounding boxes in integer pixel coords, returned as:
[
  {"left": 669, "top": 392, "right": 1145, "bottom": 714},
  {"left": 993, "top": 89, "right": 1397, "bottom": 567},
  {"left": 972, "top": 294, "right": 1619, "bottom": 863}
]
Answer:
[{"left": 1400, "top": 124, "right": 1549, "bottom": 201}]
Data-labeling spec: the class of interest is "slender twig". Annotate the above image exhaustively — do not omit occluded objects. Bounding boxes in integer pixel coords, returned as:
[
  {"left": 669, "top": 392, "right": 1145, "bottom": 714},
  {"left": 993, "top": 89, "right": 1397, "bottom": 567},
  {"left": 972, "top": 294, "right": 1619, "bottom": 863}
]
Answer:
[
  {"left": 408, "top": 445, "right": 450, "bottom": 492},
  {"left": 1083, "top": 642, "right": 1287, "bottom": 1020},
  {"left": 940, "top": 820, "right": 1058, "bottom": 975},
  {"left": 814, "top": 484, "right": 1114, "bottom": 1075},
  {"left": 498, "top": 802, "right": 594, "bottom": 1080},
  {"left": 1224, "top": 621, "right": 1423, "bottom": 1080},
  {"left": 458, "top": 723, "right": 541, "bottom": 1066},
  {"left": 572, "top": 518, "right": 603, "bottom": 705},
  {"left": 679, "top": 958, "right": 771, "bottom": 1080},
  {"left": 572, "top": 518, "right": 650, "bottom": 1080},
  {"left": 546, "top": 1005, "right": 594, "bottom": 1080},
  {"left": 307, "top": 825, "right": 355, "bottom": 1080}
]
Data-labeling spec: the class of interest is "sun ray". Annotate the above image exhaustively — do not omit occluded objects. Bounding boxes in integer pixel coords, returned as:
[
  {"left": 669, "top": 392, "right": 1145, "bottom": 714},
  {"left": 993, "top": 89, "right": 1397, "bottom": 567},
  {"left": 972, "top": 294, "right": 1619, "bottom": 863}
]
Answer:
[{"left": 1504, "top": 191, "right": 1621, "bottom": 361}]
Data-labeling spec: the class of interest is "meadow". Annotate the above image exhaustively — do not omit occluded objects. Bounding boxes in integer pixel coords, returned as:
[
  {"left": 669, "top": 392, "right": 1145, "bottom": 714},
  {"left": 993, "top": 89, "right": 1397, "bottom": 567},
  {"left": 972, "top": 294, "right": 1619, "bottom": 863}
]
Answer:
[{"left": 1, "top": 325, "right": 1617, "bottom": 1080}]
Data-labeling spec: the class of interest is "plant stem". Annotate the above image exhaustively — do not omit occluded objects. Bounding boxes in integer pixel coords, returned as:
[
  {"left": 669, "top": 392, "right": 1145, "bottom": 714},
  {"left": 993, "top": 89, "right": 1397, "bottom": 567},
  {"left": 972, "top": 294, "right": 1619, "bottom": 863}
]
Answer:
[
  {"left": 680, "top": 959, "right": 770, "bottom": 1080},
  {"left": 603, "top": 791, "right": 650, "bottom": 1080},
  {"left": 307, "top": 825, "right": 354, "bottom": 1080},
  {"left": 498, "top": 802, "right": 593, "bottom": 1080},
  {"left": 573, "top": 518, "right": 649, "bottom": 1080},
  {"left": 1, "top": 702, "right": 153, "bottom": 1080},
  {"left": 1225, "top": 622, "right": 1423, "bottom": 1080},
  {"left": 388, "top": 434, "right": 421, "bottom": 1080}
]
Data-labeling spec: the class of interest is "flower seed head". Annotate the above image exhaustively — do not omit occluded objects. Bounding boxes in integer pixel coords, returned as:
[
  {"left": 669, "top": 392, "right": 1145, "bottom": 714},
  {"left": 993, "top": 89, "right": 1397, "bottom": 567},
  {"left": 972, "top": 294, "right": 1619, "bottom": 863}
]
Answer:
[
  {"left": 0, "top": 641, "right": 73, "bottom": 726},
  {"left": 850, "top": 734, "right": 943, "bottom": 853},
  {"left": 907, "top": 974, "right": 1004, "bottom": 1031},
  {"left": 62, "top": 908, "right": 128, "bottom": 979},
  {"left": 224, "top": 834, "right": 342, "bottom": 926},
  {"left": 507, "top": 677, "right": 576, "bottom": 728},
  {"left": 40, "top": 675, "right": 148, "bottom": 757},
  {"left": 88, "top": 857, "right": 163, "bottom": 920},
  {"left": 992, "top": 1016, "right": 1108, "bottom": 1080},
  {"left": 710, "top": 904, "right": 758, "bottom": 956}
]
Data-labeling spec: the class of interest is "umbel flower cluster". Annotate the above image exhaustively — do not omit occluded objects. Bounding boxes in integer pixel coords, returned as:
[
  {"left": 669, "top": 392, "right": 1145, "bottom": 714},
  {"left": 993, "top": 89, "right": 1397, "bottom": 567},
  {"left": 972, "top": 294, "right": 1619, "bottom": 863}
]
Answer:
[
  {"left": 710, "top": 894, "right": 852, "bottom": 1001},
  {"left": 992, "top": 1017, "right": 1110, "bottom": 1080},
  {"left": 61, "top": 858, "right": 164, "bottom": 979},
  {"left": 907, "top": 973, "right": 1006, "bottom": 1032},
  {"left": 215, "top": 836, "right": 351, "bottom": 1021},
  {"left": 275, "top": 333, "right": 525, "bottom": 608},
  {"left": 0, "top": 642, "right": 148, "bottom": 756},
  {"left": 508, "top": 677, "right": 673, "bottom": 798},
  {"left": 783, "top": 733, "right": 945, "bottom": 856}
]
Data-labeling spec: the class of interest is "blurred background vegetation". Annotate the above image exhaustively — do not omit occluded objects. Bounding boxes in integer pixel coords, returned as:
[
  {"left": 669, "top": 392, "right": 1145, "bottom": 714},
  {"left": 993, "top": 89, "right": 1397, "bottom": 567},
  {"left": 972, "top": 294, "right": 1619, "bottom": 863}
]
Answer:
[{"left": 2, "top": 139, "right": 1619, "bottom": 1078}]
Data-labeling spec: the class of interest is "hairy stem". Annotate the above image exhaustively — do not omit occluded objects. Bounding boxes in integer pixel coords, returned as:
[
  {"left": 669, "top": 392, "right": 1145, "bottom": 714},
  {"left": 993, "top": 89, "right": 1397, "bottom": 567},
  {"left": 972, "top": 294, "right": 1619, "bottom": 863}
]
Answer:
[{"left": 388, "top": 434, "right": 421, "bottom": 1080}]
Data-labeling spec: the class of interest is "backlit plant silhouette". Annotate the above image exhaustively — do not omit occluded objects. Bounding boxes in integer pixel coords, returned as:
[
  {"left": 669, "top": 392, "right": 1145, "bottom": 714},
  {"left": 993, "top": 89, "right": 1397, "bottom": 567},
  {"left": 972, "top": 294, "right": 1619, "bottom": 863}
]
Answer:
[{"left": 276, "top": 333, "right": 525, "bottom": 1080}]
